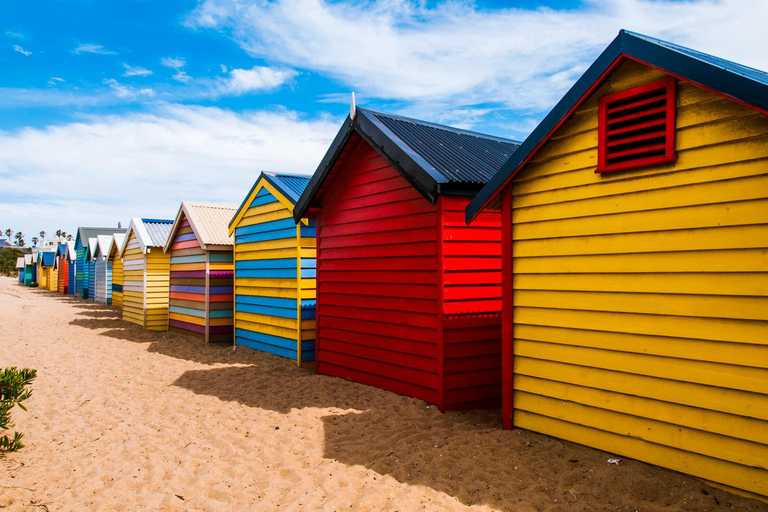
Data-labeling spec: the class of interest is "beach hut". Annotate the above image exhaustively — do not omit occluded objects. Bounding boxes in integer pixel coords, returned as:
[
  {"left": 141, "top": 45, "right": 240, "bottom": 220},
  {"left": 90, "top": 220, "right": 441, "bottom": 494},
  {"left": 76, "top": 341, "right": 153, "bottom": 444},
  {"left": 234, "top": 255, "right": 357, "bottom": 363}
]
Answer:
[
  {"left": 86, "top": 237, "right": 99, "bottom": 299},
  {"left": 119, "top": 218, "right": 173, "bottom": 330},
  {"left": 228, "top": 173, "right": 314, "bottom": 364},
  {"left": 163, "top": 201, "right": 237, "bottom": 343},
  {"left": 293, "top": 108, "right": 519, "bottom": 410},
  {"left": 92, "top": 235, "right": 115, "bottom": 305},
  {"left": 67, "top": 241, "right": 77, "bottom": 295},
  {"left": 56, "top": 242, "right": 71, "bottom": 294},
  {"left": 109, "top": 233, "right": 126, "bottom": 308},
  {"left": 38, "top": 250, "right": 57, "bottom": 291},
  {"left": 74, "top": 227, "right": 126, "bottom": 299},
  {"left": 465, "top": 30, "right": 768, "bottom": 499},
  {"left": 16, "top": 257, "right": 24, "bottom": 284},
  {"left": 24, "top": 254, "right": 34, "bottom": 286}
]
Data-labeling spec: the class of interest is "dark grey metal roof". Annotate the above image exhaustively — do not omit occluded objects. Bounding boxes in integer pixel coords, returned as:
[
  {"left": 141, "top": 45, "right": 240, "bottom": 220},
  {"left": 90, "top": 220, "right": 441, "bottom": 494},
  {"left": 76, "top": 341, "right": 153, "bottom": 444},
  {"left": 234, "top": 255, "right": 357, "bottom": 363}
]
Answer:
[
  {"left": 369, "top": 110, "right": 519, "bottom": 184},
  {"left": 293, "top": 108, "right": 520, "bottom": 221},
  {"left": 76, "top": 227, "right": 126, "bottom": 248},
  {"left": 466, "top": 29, "right": 768, "bottom": 222},
  {"left": 141, "top": 218, "right": 174, "bottom": 247}
]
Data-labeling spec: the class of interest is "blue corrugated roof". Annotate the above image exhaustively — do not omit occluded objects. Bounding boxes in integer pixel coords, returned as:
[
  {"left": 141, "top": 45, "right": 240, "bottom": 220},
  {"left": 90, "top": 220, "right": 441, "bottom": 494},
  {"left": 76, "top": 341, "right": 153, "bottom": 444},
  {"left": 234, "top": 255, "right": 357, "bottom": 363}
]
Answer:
[
  {"left": 267, "top": 173, "right": 311, "bottom": 203},
  {"left": 142, "top": 218, "right": 174, "bottom": 247},
  {"left": 41, "top": 251, "right": 56, "bottom": 266},
  {"left": 466, "top": 30, "right": 768, "bottom": 222},
  {"left": 293, "top": 108, "right": 520, "bottom": 221}
]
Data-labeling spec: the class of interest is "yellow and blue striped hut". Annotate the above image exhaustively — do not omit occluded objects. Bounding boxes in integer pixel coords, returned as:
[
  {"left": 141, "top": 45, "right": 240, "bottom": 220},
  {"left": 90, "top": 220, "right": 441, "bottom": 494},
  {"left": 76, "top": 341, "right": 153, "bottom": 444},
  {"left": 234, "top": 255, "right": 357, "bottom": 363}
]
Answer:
[
  {"left": 164, "top": 201, "right": 238, "bottom": 343},
  {"left": 119, "top": 218, "right": 173, "bottom": 330},
  {"left": 229, "top": 172, "right": 315, "bottom": 366}
]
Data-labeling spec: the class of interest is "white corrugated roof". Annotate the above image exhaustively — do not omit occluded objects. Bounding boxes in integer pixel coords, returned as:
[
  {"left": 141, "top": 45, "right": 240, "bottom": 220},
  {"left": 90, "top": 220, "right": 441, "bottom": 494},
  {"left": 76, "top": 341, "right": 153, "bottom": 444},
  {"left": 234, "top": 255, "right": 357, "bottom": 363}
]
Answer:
[
  {"left": 16, "top": 257, "right": 25, "bottom": 268},
  {"left": 164, "top": 201, "right": 237, "bottom": 252}
]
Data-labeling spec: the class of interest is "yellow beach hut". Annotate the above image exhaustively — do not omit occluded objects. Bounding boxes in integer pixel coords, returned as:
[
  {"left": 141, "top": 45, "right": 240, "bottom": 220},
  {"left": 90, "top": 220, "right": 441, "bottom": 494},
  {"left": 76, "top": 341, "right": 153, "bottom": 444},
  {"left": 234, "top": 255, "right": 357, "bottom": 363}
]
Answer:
[
  {"left": 228, "top": 172, "right": 315, "bottom": 366},
  {"left": 163, "top": 201, "right": 237, "bottom": 343},
  {"left": 109, "top": 233, "right": 126, "bottom": 308},
  {"left": 119, "top": 218, "right": 173, "bottom": 330},
  {"left": 466, "top": 30, "right": 768, "bottom": 499}
]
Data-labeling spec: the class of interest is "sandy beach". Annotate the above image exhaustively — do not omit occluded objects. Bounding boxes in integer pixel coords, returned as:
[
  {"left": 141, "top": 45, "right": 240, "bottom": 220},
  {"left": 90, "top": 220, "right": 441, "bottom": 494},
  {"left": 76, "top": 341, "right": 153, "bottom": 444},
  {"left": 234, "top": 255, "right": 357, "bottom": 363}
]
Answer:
[{"left": 0, "top": 276, "right": 766, "bottom": 512}]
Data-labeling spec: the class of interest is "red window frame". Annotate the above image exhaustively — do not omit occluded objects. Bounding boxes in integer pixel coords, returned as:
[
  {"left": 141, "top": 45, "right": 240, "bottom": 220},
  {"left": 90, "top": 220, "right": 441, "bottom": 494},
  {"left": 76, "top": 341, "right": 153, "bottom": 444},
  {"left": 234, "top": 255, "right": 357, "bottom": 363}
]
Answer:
[{"left": 597, "top": 77, "right": 677, "bottom": 173}]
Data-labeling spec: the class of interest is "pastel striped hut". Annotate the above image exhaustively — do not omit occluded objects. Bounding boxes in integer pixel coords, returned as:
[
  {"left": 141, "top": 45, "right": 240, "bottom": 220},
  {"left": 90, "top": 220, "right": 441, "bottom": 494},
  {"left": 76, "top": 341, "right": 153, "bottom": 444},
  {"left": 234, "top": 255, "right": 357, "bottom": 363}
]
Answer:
[
  {"left": 466, "top": 30, "right": 768, "bottom": 499},
  {"left": 16, "top": 257, "right": 24, "bottom": 284},
  {"left": 37, "top": 250, "right": 57, "bottom": 290},
  {"left": 92, "top": 235, "right": 115, "bottom": 305},
  {"left": 119, "top": 218, "right": 173, "bottom": 330},
  {"left": 74, "top": 228, "right": 126, "bottom": 299},
  {"left": 229, "top": 172, "right": 315, "bottom": 366},
  {"left": 109, "top": 233, "right": 126, "bottom": 308},
  {"left": 66, "top": 241, "right": 77, "bottom": 295},
  {"left": 86, "top": 237, "right": 98, "bottom": 299},
  {"left": 23, "top": 254, "right": 34, "bottom": 286},
  {"left": 163, "top": 201, "right": 237, "bottom": 342},
  {"left": 56, "top": 242, "right": 72, "bottom": 294}
]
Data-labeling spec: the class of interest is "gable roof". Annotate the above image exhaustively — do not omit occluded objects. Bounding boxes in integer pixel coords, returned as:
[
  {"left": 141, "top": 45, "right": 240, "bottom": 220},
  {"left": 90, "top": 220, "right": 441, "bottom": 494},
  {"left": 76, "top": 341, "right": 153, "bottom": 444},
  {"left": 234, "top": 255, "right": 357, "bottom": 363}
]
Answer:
[
  {"left": 293, "top": 108, "right": 520, "bottom": 222},
  {"left": 40, "top": 251, "right": 56, "bottom": 266},
  {"left": 66, "top": 241, "right": 76, "bottom": 261},
  {"left": 119, "top": 217, "right": 173, "bottom": 256},
  {"left": 24, "top": 254, "right": 33, "bottom": 266},
  {"left": 466, "top": 29, "right": 768, "bottom": 222},
  {"left": 57, "top": 243, "right": 68, "bottom": 257},
  {"left": 229, "top": 172, "right": 311, "bottom": 233},
  {"left": 16, "top": 257, "right": 25, "bottom": 269},
  {"left": 76, "top": 227, "right": 127, "bottom": 249},
  {"left": 110, "top": 233, "right": 125, "bottom": 258},
  {"left": 0, "top": 238, "right": 17, "bottom": 248},
  {"left": 165, "top": 201, "right": 238, "bottom": 253},
  {"left": 95, "top": 235, "right": 113, "bottom": 259}
]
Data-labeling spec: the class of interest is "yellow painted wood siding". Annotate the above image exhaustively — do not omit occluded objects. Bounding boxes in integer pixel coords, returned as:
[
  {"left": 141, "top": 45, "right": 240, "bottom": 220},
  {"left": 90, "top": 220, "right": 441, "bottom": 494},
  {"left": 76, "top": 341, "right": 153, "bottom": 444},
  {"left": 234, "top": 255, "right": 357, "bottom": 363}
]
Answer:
[
  {"left": 145, "top": 249, "right": 170, "bottom": 331},
  {"left": 111, "top": 254, "right": 123, "bottom": 308},
  {"left": 122, "top": 232, "right": 146, "bottom": 327},
  {"left": 510, "top": 60, "right": 768, "bottom": 498},
  {"left": 49, "top": 266, "right": 58, "bottom": 292}
]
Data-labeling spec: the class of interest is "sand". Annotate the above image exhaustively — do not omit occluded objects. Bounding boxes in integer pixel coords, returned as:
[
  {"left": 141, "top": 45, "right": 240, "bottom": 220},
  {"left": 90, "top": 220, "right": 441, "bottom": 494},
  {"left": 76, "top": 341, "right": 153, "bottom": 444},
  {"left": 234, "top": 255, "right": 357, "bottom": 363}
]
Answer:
[{"left": 0, "top": 277, "right": 766, "bottom": 512}]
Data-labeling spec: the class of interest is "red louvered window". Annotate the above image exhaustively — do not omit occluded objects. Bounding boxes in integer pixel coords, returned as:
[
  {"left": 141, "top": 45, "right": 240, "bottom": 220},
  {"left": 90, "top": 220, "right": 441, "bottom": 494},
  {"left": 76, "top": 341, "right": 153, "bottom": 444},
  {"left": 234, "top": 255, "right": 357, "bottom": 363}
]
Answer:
[{"left": 597, "top": 77, "right": 677, "bottom": 173}]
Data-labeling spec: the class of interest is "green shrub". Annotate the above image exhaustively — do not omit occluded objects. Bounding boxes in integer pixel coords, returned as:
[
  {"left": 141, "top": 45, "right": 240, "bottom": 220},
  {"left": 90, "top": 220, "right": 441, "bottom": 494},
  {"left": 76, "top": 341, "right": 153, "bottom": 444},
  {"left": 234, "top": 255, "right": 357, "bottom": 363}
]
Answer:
[
  {"left": 29, "top": 282, "right": 39, "bottom": 288},
  {"left": 0, "top": 367, "right": 37, "bottom": 452}
]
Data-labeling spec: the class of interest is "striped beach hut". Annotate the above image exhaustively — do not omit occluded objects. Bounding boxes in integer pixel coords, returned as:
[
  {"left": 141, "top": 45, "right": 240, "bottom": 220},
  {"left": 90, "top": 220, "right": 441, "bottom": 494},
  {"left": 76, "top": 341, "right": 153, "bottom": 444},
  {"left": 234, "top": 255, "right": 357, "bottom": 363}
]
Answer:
[
  {"left": 38, "top": 250, "right": 57, "bottom": 291},
  {"left": 92, "top": 235, "right": 114, "bottom": 305},
  {"left": 16, "top": 257, "right": 24, "bottom": 284},
  {"left": 293, "top": 108, "right": 519, "bottom": 409},
  {"left": 466, "top": 30, "right": 768, "bottom": 499},
  {"left": 229, "top": 173, "right": 314, "bottom": 365},
  {"left": 86, "top": 238, "right": 98, "bottom": 299},
  {"left": 164, "top": 201, "right": 237, "bottom": 343},
  {"left": 24, "top": 254, "right": 34, "bottom": 286},
  {"left": 109, "top": 233, "right": 126, "bottom": 308},
  {"left": 119, "top": 218, "right": 173, "bottom": 330},
  {"left": 67, "top": 241, "right": 77, "bottom": 295},
  {"left": 57, "top": 242, "right": 70, "bottom": 294},
  {"left": 74, "top": 228, "right": 126, "bottom": 299}
]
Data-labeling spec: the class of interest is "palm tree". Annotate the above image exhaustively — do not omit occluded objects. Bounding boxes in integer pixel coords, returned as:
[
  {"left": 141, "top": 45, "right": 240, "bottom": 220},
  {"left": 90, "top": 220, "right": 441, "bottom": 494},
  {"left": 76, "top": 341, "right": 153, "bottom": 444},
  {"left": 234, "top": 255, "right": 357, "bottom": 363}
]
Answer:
[
  {"left": 55, "top": 229, "right": 63, "bottom": 239},
  {"left": 14, "top": 232, "right": 25, "bottom": 247},
  {"left": 39, "top": 231, "right": 46, "bottom": 243},
  {"left": 66, "top": 234, "right": 73, "bottom": 241},
  {"left": 4, "top": 229, "right": 11, "bottom": 239},
  {"left": 31, "top": 237, "right": 39, "bottom": 247}
]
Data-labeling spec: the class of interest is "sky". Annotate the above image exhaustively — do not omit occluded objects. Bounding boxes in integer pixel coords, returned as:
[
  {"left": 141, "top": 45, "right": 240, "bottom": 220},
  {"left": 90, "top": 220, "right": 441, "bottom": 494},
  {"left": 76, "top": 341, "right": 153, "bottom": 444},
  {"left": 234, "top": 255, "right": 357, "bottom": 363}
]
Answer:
[{"left": 1, "top": 0, "right": 767, "bottom": 244}]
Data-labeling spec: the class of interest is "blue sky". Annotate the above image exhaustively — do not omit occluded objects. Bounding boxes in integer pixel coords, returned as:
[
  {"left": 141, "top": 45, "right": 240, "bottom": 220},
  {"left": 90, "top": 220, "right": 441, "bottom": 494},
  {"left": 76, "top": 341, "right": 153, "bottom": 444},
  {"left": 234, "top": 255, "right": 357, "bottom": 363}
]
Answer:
[{"left": 1, "top": 0, "right": 765, "bottom": 244}]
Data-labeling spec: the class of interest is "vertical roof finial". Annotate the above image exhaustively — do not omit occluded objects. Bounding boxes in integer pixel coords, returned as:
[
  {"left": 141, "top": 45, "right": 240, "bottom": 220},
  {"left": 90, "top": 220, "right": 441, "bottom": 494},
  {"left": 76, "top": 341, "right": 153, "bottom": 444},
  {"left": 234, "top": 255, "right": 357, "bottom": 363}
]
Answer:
[{"left": 350, "top": 91, "right": 356, "bottom": 120}]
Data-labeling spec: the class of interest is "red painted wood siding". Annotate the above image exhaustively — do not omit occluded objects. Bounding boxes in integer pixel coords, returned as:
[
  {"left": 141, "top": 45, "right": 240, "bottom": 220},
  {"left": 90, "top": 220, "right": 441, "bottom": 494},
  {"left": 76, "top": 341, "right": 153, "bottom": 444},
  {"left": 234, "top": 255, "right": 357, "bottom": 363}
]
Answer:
[
  {"left": 440, "top": 196, "right": 502, "bottom": 410},
  {"left": 316, "top": 140, "right": 442, "bottom": 405}
]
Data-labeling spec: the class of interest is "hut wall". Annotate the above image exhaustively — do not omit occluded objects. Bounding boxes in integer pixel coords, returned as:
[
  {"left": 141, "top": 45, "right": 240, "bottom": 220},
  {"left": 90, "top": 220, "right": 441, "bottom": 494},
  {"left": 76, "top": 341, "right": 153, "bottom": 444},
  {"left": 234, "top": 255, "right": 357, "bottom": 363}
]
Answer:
[
  {"left": 122, "top": 231, "right": 146, "bottom": 326},
  {"left": 169, "top": 218, "right": 207, "bottom": 339},
  {"left": 68, "top": 257, "right": 76, "bottom": 295},
  {"left": 207, "top": 251, "right": 235, "bottom": 342},
  {"left": 75, "top": 240, "right": 87, "bottom": 298},
  {"left": 111, "top": 253, "right": 123, "bottom": 307},
  {"left": 24, "top": 265, "right": 33, "bottom": 286},
  {"left": 144, "top": 248, "right": 170, "bottom": 331},
  {"left": 48, "top": 265, "right": 58, "bottom": 292},
  {"left": 315, "top": 142, "right": 441, "bottom": 403},
  {"left": 94, "top": 258, "right": 112, "bottom": 305},
  {"left": 233, "top": 184, "right": 315, "bottom": 363},
  {"left": 88, "top": 259, "right": 95, "bottom": 300},
  {"left": 58, "top": 257, "right": 69, "bottom": 294},
  {"left": 38, "top": 263, "right": 48, "bottom": 289},
  {"left": 506, "top": 60, "right": 768, "bottom": 497},
  {"left": 438, "top": 196, "right": 502, "bottom": 410}
]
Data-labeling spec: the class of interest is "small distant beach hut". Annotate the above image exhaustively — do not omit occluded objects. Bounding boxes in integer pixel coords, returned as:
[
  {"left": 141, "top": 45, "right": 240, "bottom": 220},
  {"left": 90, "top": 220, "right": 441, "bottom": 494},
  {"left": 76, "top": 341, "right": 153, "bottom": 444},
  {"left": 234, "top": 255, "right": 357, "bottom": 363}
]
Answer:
[
  {"left": 24, "top": 254, "right": 34, "bottom": 286},
  {"left": 293, "top": 108, "right": 519, "bottom": 409},
  {"left": 465, "top": 30, "right": 768, "bottom": 499},
  {"left": 164, "top": 201, "right": 237, "bottom": 343},
  {"left": 75, "top": 227, "right": 126, "bottom": 299},
  {"left": 38, "top": 250, "right": 57, "bottom": 291},
  {"left": 66, "top": 241, "right": 77, "bottom": 295},
  {"left": 109, "top": 233, "right": 126, "bottom": 308},
  {"left": 16, "top": 257, "right": 25, "bottom": 284},
  {"left": 92, "top": 235, "right": 115, "bottom": 305},
  {"left": 86, "top": 238, "right": 99, "bottom": 299},
  {"left": 229, "top": 173, "right": 315, "bottom": 365},
  {"left": 120, "top": 218, "right": 173, "bottom": 330},
  {"left": 57, "top": 242, "right": 71, "bottom": 294}
]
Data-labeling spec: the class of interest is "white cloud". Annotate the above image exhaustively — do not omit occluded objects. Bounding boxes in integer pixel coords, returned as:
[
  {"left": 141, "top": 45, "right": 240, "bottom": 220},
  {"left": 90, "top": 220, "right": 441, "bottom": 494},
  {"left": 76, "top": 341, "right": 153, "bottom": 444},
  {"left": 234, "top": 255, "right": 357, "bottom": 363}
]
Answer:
[
  {"left": 222, "top": 66, "right": 296, "bottom": 94},
  {"left": 6, "top": 31, "right": 24, "bottom": 39},
  {"left": 47, "top": 77, "right": 65, "bottom": 86},
  {"left": 74, "top": 43, "right": 116, "bottom": 55},
  {"left": 187, "top": 0, "right": 768, "bottom": 113},
  {"left": 172, "top": 70, "right": 192, "bottom": 83},
  {"left": 13, "top": 45, "right": 31, "bottom": 56},
  {"left": 103, "top": 78, "right": 155, "bottom": 99},
  {"left": 161, "top": 57, "right": 186, "bottom": 69},
  {"left": 0, "top": 105, "right": 338, "bottom": 238},
  {"left": 123, "top": 63, "right": 153, "bottom": 77},
  {"left": 220, "top": 64, "right": 228, "bottom": 73}
]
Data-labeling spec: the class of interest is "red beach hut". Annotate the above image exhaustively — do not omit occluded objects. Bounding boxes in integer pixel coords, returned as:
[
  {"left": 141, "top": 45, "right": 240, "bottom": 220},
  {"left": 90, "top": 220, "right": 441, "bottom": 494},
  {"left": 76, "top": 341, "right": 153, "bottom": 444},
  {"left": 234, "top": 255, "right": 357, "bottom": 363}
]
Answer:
[{"left": 293, "top": 107, "right": 519, "bottom": 411}]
